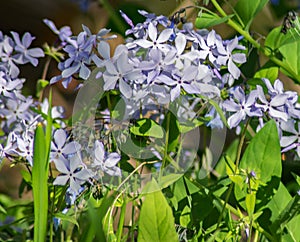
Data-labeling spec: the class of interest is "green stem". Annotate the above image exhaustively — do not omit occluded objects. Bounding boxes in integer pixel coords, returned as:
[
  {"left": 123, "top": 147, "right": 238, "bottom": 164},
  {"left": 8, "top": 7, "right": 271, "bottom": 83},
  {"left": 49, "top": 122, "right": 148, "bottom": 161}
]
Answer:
[
  {"left": 160, "top": 111, "right": 171, "bottom": 180},
  {"left": 99, "top": 0, "right": 127, "bottom": 34},
  {"left": 210, "top": 0, "right": 300, "bottom": 84},
  {"left": 253, "top": 228, "right": 259, "bottom": 242},
  {"left": 235, "top": 119, "right": 250, "bottom": 173},
  {"left": 116, "top": 195, "right": 127, "bottom": 242},
  {"left": 215, "top": 182, "right": 233, "bottom": 230}
]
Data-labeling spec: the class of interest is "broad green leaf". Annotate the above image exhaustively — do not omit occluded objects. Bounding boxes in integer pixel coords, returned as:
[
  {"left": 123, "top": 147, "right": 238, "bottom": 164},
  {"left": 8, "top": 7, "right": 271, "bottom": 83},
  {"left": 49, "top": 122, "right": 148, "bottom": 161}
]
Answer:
[
  {"left": 239, "top": 120, "right": 281, "bottom": 183},
  {"left": 195, "top": 12, "right": 233, "bottom": 29},
  {"left": 258, "top": 182, "right": 291, "bottom": 231},
  {"left": 254, "top": 62, "right": 279, "bottom": 82},
  {"left": 138, "top": 179, "right": 178, "bottom": 242},
  {"left": 234, "top": 120, "right": 281, "bottom": 209},
  {"left": 234, "top": 0, "right": 269, "bottom": 30},
  {"left": 279, "top": 40, "right": 300, "bottom": 77},
  {"left": 271, "top": 192, "right": 300, "bottom": 236},
  {"left": 158, "top": 174, "right": 183, "bottom": 189},
  {"left": 130, "top": 118, "right": 164, "bottom": 138},
  {"left": 265, "top": 26, "right": 300, "bottom": 51},
  {"left": 283, "top": 214, "right": 300, "bottom": 242}
]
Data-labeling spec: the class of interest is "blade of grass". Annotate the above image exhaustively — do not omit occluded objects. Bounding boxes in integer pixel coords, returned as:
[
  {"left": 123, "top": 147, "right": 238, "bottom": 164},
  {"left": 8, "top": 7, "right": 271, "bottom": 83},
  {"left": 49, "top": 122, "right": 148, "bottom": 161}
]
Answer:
[
  {"left": 32, "top": 89, "right": 53, "bottom": 242},
  {"left": 32, "top": 123, "right": 48, "bottom": 242}
]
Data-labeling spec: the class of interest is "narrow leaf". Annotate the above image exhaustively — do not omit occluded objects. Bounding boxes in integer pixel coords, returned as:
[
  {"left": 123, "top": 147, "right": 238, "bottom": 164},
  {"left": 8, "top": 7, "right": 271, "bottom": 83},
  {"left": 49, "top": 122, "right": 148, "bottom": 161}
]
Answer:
[
  {"left": 195, "top": 13, "right": 233, "bottom": 29},
  {"left": 32, "top": 123, "right": 48, "bottom": 242}
]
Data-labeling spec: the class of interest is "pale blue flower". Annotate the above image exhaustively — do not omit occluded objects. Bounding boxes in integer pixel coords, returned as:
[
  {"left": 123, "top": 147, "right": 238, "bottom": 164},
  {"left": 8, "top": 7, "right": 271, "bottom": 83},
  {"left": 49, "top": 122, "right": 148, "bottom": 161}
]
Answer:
[
  {"left": 256, "top": 85, "right": 289, "bottom": 121},
  {"left": 53, "top": 154, "right": 93, "bottom": 195},
  {"left": 223, "top": 87, "right": 261, "bottom": 128},
  {"left": 10, "top": 32, "right": 44, "bottom": 66},
  {"left": 280, "top": 120, "right": 300, "bottom": 156},
  {"left": 135, "top": 22, "right": 173, "bottom": 52},
  {"left": 103, "top": 52, "right": 142, "bottom": 98},
  {"left": 50, "top": 129, "right": 81, "bottom": 161},
  {"left": 92, "top": 140, "right": 121, "bottom": 177},
  {"left": 216, "top": 36, "right": 246, "bottom": 79}
]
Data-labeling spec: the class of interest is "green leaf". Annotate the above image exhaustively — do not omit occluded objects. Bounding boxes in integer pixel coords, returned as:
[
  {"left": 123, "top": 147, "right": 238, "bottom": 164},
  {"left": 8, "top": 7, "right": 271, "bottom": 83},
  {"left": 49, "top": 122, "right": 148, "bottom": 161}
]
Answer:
[
  {"left": 239, "top": 119, "right": 281, "bottom": 183},
  {"left": 279, "top": 40, "right": 300, "bottom": 77},
  {"left": 36, "top": 79, "right": 49, "bottom": 98},
  {"left": 254, "top": 62, "right": 279, "bottom": 82},
  {"left": 158, "top": 174, "right": 183, "bottom": 190},
  {"left": 54, "top": 212, "right": 79, "bottom": 228},
  {"left": 234, "top": 0, "right": 269, "bottom": 30},
  {"left": 245, "top": 193, "right": 256, "bottom": 217},
  {"left": 180, "top": 205, "right": 191, "bottom": 228},
  {"left": 215, "top": 139, "right": 239, "bottom": 178},
  {"left": 265, "top": 26, "right": 300, "bottom": 51},
  {"left": 271, "top": 193, "right": 300, "bottom": 236},
  {"left": 234, "top": 120, "right": 281, "bottom": 209},
  {"left": 162, "top": 111, "right": 180, "bottom": 152},
  {"left": 0, "top": 204, "right": 6, "bottom": 214},
  {"left": 195, "top": 12, "right": 233, "bottom": 29},
  {"left": 79, "top": 193, "right": 117, "bottom": 242},
  {"left": 32, "top": 124, "right": 48, "bottom": 242},
  {"left": 179, "top": 118, "right": 204, "bottom": 133},
  {"left": 208, "top": 99, "right": 229, "bottom": 128},
  {"left": 138, "top": 179, "right": 178, "bottom": 242},
  {"left": 130, "top": 118, "right": 164, "bottom": 138}
]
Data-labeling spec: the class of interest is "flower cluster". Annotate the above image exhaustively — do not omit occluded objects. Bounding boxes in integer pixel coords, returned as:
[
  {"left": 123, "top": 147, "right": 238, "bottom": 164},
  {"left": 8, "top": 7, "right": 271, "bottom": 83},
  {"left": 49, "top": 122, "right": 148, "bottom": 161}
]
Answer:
[
  {"left": 1, "top": 9, "right": 300, "bottom": 202},
  {"left": 0, "top": 31, "right": 44, "bottom": 165},
  {"left": 0, "top": 30, "right": 121, "bottom": 197},
  {"left": 222, "top": 78, "right": 300, "bottom": 156}
]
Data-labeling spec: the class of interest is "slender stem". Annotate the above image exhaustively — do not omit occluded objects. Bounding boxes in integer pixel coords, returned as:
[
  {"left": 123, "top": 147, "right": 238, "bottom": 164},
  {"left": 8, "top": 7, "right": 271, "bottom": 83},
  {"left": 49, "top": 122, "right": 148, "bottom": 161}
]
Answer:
[
  {"left": 215, "top": 182, "right": 233, "bottom": 230},
  {"left": 160, "top": 111, "right": 171, "bottom": 180},
  {"left": 235, "top": 119, "right": 250, "bottom": 173},
  {"left": 210, "top": 0, "right": 300, "bottom": 84},
  {"left": 253, "top": 228, "right": 259, "bottom": 242},
  {"left": 39, "top": 55, "right": 52, "bottom": 102},
  {"left": 116, "top": 194, "right": 127, "bottom": 242},
  {"left": 117, "top": 161, "right": 157, "bottom": 190},
  {"left": 41, "top": 56, "right": 51, "bottom": 81}
]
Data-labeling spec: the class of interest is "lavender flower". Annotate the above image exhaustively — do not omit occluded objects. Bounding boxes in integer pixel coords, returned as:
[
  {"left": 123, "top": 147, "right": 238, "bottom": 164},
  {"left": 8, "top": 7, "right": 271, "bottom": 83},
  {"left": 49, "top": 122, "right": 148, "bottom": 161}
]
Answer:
[
  {"left": 10, "top": 32, "right": 44, "bottom": 66},
  {"left": 216, "top": 36, "right": 246, "bottom": 79},
  {"left": 223, "top": 87, "right": 261, "bottom": 128},
  {"left": 53, "top": 154, "right": 93, "bottom": 195},
  {"left": 280, "top": 120, "right": 300, "bottom": 156},
  {"left": 157, "top": 65, "right": 200, "bottom": 101},
  {"left": 256, "top": 85, "right": 289, "bottom": 121},
  {"left": 103, "top": 52, "right": 143, "bottom": 98},
  {"left": 135, "top": 22, "right": 173, "bottom": 51},
  {"left": 43, "top": 19, "right": 74, "bottom": 46},
  {"left": 50, "top": 129, "right": 81, "bottom": 161},
  {"left": 91, "top": 140, "right": 121, "bottom": 177}
]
